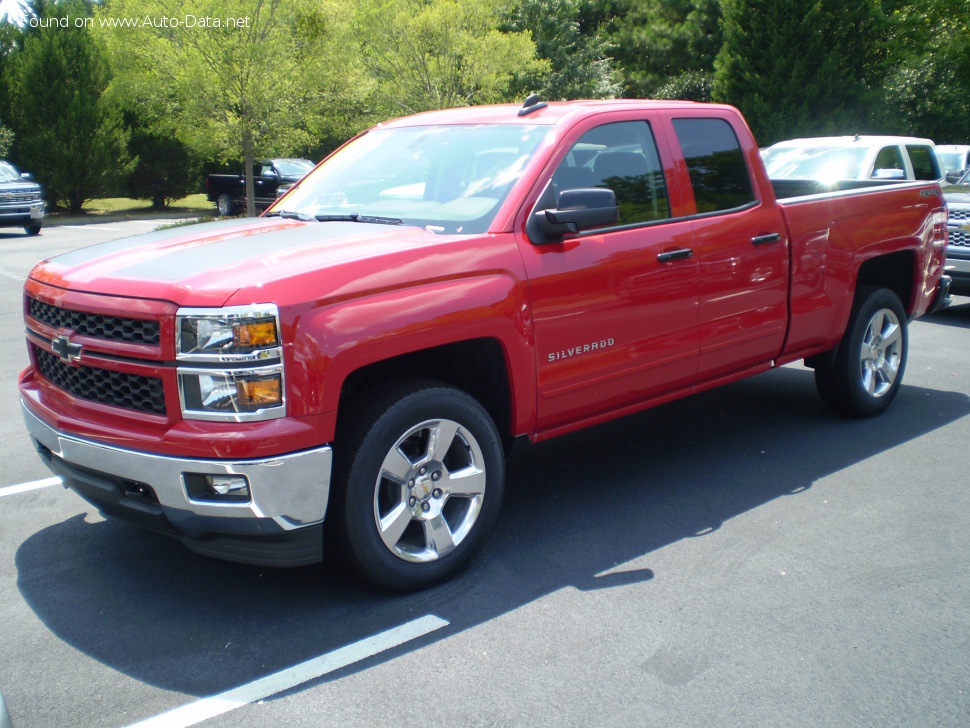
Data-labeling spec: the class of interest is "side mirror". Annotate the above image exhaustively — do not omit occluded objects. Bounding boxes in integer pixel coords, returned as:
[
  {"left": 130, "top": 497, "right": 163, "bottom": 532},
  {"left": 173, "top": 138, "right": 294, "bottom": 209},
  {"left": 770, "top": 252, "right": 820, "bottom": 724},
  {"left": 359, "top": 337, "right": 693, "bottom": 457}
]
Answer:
[
  {"left": 872, "top": 168, "right": 905, "bottom": 180},
  {"left": 20, "top": 172, "right": 33, "bottom": 180},
  {"left": 532, "top": 188, "right": 619, "bottom": 243}
]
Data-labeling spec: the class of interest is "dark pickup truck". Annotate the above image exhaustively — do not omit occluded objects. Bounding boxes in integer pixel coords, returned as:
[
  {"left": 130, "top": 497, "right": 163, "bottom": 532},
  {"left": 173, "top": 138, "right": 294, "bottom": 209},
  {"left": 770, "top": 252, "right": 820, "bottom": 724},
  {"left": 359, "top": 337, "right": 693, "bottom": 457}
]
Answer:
[{"left": 205, "top": 158, "right": 314, "bottom": 216}]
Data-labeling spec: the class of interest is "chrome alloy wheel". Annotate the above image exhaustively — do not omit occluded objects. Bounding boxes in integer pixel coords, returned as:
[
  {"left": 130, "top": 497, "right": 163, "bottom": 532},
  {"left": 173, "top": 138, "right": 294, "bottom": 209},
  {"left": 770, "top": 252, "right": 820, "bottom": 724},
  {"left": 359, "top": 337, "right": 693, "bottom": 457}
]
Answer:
[
  {"left": 859, "top": 307, "right": 903, "bottom": 398},
  {"left": 373, "top": 418, "right": 487, "bottom": 563}
]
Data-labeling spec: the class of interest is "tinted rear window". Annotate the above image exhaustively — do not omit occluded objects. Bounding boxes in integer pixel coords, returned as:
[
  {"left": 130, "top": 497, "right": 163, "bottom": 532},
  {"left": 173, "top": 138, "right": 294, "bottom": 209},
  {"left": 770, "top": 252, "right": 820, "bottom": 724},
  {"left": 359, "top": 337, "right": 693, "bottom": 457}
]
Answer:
[
  {"left": 672, "top": 118, "right": 755, "bottom": 213},
  {"left": 907, "top": 145, "right": 942, "bottom": 180}
]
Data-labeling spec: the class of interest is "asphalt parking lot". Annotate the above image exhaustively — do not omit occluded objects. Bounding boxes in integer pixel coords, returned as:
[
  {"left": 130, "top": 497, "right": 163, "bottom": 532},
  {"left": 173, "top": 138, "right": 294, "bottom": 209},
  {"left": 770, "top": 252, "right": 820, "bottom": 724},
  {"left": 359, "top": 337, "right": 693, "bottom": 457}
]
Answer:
[{"left": 0, "top": 220, "right": 968, "bottom": 727}]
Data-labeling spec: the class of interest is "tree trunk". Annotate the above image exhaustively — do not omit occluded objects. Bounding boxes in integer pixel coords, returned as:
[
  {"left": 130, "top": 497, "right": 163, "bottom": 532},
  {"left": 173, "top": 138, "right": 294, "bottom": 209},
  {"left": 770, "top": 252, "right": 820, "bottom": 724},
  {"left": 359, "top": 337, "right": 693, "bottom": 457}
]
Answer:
[{"left": 243, "top": 124, "right": 256, "bottom": 218}]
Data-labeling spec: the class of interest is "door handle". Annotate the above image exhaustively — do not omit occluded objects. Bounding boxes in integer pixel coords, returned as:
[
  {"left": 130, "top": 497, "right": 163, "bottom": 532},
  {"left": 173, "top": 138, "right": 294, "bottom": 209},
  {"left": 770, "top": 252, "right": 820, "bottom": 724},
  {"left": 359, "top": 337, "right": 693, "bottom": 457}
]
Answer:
[
  {"left": 751, "top": 233, "right": 781, "bottom": 246},
  {"left": 657, "top": 248, "right": 694, "bottom": 263}
]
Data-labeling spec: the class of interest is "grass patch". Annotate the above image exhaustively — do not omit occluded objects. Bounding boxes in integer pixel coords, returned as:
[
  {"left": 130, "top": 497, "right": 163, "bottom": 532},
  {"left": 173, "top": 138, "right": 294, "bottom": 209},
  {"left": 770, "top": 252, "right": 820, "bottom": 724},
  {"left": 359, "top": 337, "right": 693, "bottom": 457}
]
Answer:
[
  {"left": 155, "top": 216, "right": 219, "bottom": 230},
  {"left": 75, "top": 193, "right": 213, "bottom": 216}
]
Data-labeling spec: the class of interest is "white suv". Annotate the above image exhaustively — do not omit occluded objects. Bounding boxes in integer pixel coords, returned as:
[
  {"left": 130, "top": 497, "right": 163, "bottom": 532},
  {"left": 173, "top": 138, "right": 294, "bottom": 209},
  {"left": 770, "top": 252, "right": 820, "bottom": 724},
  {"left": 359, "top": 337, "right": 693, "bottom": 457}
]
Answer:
[
  {"left": 937, "top": 144, "right": 970, "bottom": 183},
  {"left": 762, "top": 135, "right": 943, "bottom": 186}
]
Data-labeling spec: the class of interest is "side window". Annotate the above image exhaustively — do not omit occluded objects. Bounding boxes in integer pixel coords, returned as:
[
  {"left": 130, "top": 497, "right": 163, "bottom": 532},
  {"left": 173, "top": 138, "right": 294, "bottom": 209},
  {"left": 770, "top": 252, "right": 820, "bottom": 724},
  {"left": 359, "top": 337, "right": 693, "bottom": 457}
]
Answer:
[
  {"left": 907, "top": 146, "right": 942, "bottom": 180},
  {"left": 551, "top": 121, "right": 670, "bottom": 225},
  {"left": 671, "top": 118, "right": 754, "bottom": 213},
  {"left": 871, "top": 146, "right": 903, "bottom": 177}
]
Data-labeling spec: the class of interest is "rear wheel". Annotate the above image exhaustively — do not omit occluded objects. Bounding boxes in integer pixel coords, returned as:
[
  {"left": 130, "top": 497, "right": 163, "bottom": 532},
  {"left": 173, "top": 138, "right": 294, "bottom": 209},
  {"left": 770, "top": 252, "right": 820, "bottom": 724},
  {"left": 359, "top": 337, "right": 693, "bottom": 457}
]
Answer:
[
  {"left": 216, "top": 193, "right": 235, "bottom": 216},
  {"left": 331, "top": 380, "right": 504, "bottom": 591},
  {"left": 814, "top": 286, "right": 908, "bottom": 417}
]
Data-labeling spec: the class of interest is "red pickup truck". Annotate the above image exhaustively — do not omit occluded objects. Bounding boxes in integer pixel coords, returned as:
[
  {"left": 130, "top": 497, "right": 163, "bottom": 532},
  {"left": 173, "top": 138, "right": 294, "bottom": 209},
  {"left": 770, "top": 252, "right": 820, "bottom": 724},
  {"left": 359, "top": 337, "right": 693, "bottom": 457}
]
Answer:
[{"left": 20, "top": 100, "right": 949, "bottom": 591}]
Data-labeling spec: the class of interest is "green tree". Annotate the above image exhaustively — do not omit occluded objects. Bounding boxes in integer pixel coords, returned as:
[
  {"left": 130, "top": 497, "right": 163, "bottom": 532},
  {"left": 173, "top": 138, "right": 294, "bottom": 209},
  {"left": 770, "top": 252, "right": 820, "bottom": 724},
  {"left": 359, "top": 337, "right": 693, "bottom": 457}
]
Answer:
[
  {"left": 7, "top": 0, "right": 129, "bottom": 212},
  {"left": 123, "top": 116, "right": 199, "bottom": 209},
  {"left": 876, "top": 0, "right": 970, "bottom": 140},
  {"left": 713, "top": 0, "right": 887, "bottom": 145},
  {"left": 0, "top": 123, "right": 13, "bottom": 157},
  {"left": 654, "top": 70, "right": 713, "bottom": 102},
  {"left": 503, "top": 0, "right": 620, "bottom": 101},
  {"left": 349, "top": 0, "right": 547, "bottom": 116},
  {"left": 101, "top": 0, "right": 335, "bottom": 216},
  {"left": 611, "top": 0, "right": 721, "bottom": 98}
]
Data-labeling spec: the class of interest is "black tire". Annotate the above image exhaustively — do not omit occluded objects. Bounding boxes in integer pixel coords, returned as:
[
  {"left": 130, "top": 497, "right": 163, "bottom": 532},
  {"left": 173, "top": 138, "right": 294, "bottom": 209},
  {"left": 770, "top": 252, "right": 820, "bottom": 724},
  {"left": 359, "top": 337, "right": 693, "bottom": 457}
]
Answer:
[
  {"left": 814, "top": 286, "right": 908, "bottom": 417},
  {"left": 24, "top": 224, "right": 41, "bottom": 236},
  {"left": 330, "top": 379, "right": 504, "bottom": 591},
  {"left": 216, "top": 193, "right": 235, "bottom": 216}
]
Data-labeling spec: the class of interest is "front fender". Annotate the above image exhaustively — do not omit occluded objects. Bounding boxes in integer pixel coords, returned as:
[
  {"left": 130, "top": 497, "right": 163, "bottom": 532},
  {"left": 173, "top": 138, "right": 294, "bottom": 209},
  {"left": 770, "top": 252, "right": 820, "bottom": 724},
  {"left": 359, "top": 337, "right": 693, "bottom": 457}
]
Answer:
[{"left": 290, "top": 273, "right": 536, "bottom": 443}]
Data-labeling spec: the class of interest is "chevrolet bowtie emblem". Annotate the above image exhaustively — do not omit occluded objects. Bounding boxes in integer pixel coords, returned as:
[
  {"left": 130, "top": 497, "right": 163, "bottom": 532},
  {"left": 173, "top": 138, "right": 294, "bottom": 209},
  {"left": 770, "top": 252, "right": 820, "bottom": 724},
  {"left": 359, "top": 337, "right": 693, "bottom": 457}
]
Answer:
[{"left": 51, "top": 335, "right": 82, "bottom": 363}]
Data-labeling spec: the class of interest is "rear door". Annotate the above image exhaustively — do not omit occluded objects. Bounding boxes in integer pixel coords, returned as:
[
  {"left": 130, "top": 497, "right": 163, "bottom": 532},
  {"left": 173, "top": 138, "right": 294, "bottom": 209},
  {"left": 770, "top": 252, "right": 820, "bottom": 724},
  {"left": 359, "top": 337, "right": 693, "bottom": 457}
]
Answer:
[{"left": 666, "top": 115, "right": 790, "bottom": 381}]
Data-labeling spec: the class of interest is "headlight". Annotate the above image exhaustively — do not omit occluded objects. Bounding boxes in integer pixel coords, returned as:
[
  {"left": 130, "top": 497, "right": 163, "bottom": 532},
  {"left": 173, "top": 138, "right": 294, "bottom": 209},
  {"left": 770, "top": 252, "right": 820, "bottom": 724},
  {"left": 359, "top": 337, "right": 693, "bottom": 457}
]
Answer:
[
  {"left": 176, "top": 305, "right": 281, "bottom": 362},
  {"left": 176, "top": 304, "right": 286, "bottom": 422},
  {"left": 178, "top": 365, "right": 284, "bottom": 421}
]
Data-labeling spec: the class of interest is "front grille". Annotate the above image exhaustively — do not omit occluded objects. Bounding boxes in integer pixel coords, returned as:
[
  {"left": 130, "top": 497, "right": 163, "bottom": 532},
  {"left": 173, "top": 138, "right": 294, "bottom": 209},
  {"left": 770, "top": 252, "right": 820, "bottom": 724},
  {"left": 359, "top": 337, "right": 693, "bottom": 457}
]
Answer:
[
  {"left": 28, "top": 297, "right": 160, "bottom": 345},
  {"left": 35, "top": 346, "right": 166, "bottom": 415},
  {"left": 0, "top": 192, "right": 38, "bottom": 203},
  {"left": 950, "top": 208, "right": 970, "bottom": 221},
  {"left": 950, "top": 229, "right": 970, "bottom": 248}
]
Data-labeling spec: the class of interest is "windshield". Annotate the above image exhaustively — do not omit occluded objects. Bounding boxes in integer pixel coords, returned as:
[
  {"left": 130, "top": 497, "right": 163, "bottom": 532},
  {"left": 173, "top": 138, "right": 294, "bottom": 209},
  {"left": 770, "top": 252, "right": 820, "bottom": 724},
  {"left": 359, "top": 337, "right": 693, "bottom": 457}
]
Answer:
[
  {"left": 275, "top": 159, "right": 314, "bottom": 177},
  {"left": 274, "top": 124, "right": 549, "bottom": 234},
  {"left": 762, "top": 145, "right": 868, "bottom": 182},
  {"left": 0, "top": 161, "right": 22, "bottom": 182},
  {"left": 938, "top": 151, "right": 968, "bottom": 172}
]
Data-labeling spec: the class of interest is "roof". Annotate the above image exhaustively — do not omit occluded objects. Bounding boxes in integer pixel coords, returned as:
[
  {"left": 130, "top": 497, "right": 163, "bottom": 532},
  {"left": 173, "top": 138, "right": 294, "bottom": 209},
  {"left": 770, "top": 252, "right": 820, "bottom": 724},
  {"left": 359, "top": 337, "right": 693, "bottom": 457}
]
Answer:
[
  {"left": 376, "top": 99, "right": 718, "bottom": 128},
  {"left": 767, "top": 135, "right": 936, "bottom": 149}
]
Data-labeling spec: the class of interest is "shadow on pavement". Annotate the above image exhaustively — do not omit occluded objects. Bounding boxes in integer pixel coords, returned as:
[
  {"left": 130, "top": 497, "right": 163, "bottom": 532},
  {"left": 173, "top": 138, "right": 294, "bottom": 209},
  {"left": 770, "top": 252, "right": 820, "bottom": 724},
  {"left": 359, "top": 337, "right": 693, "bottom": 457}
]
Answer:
[
  {"left": 15, "top": 367, "right": 970, "bottom": 706},
  {"left": 922, "top": 297, "right": 970, "bottom": 329}
]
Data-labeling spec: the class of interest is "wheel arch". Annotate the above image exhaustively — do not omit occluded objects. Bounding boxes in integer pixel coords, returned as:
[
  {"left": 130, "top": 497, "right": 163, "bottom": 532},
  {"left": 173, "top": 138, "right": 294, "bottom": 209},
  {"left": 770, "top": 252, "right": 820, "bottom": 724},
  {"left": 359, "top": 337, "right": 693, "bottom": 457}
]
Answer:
[
  {"left": 337, "top": 338, "right": 516, "bottom": 450},
  {"left": 855, "top": 250, "right": 917, "bottom": 316}
]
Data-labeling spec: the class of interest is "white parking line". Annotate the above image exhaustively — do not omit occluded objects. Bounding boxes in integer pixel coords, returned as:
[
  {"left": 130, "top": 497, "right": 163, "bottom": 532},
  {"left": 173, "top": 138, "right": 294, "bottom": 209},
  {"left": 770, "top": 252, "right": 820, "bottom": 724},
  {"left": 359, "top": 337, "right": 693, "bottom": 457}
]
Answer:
[
  {"left": 58, "top": 225, "right": 125, "bottom": 231},
  {"left": 0, "top": 477, "right": 61, "bottom": 498},
  {"left": 127, "top": 614, "right": 449, "bottom": 728}
]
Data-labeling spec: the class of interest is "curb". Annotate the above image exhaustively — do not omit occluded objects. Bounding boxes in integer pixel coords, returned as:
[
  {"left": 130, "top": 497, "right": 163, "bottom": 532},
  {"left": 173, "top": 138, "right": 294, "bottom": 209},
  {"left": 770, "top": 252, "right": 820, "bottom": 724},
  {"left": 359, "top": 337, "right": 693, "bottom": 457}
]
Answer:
[{"left": 43, "top": 210, "right": 214, "bottom": 227}]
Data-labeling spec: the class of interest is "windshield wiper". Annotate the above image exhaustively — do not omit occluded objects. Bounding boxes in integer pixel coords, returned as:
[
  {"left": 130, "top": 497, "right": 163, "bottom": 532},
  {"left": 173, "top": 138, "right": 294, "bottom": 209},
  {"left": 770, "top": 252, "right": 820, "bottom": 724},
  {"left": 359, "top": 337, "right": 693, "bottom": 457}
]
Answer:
[
  {"left": 265, "top": 210, "right": 313, "bottom": 221},
  {"left": 315, "top": 213, "right": 404, "bottom": 226}
]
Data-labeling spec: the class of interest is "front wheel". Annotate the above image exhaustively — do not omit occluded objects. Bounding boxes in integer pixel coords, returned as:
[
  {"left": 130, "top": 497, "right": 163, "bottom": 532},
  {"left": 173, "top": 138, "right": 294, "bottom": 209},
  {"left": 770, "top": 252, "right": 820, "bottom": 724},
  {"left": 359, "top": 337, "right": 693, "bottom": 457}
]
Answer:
[
  {"left": 24, "top": 224, "right": 41, "bottom": 236},
  {"left": 331, "top": 380, "right": 504, "bottom": 591},
  {"left": 814, "top": 286, "right": 908, "bottom": 417}
]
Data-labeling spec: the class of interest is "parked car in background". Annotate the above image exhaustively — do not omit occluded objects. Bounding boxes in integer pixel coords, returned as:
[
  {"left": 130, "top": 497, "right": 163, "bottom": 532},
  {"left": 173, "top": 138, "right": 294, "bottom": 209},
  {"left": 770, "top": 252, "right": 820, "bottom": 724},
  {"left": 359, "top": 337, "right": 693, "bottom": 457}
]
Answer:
[
  {"left": 937, "top": 144, "right": 970, "bottom": 183},
  {"left": 761, "top": 135, "right": 942, "bottom": 197},
  {"left": 944, "top": 169, "right": 970, "bottom": 296},
  {"left": 0, "top": 160, "right": 44, "bottom": 236},
  {"left": 206, "top": 158, "right": 314, "bottom": 216}
]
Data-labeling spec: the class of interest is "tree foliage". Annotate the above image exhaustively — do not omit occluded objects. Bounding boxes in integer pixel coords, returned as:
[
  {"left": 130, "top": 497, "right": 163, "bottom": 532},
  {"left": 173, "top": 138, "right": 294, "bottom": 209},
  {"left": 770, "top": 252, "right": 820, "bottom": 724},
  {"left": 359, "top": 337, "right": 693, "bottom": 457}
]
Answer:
[
  {"left": 503, "top": 0, "right": 619, "bottom": 101},
  {"left": 100, "top": 0, "right": 335, "bottom": 216},
  {"left": 877, "top": 0, "right": 970, "bottom": 141},
  {"left": 7, "top": 0, "right": 129, "bottom": 212},
  {"left": 123, "top": 115, "right": 198, "bottom": 209},
  {"left": 611, "top": 0, "right": 721, "bottom": 98},
  {"left": 713, "top": 0, "right": 887, "bottom": 145},
  {"left": 349, "top": 0, "right": 546, "bottom": 115}
]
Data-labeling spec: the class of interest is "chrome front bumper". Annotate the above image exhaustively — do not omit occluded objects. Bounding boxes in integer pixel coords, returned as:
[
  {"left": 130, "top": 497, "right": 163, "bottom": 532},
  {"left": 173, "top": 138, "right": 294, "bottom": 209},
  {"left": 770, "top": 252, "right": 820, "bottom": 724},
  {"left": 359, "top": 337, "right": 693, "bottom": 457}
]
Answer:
[
  {"left": 22, "top": 402, "right": 333, "bottom": 566},
  {"left": 0, "top": 200, "right": 43, "bottom": 221}
]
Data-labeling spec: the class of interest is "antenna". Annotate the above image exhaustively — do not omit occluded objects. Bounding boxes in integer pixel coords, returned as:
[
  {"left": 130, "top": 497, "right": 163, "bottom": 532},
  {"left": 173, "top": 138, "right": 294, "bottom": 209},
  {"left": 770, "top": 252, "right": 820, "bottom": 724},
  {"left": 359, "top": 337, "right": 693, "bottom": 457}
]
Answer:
[{"left": 518, "top": 94, "right": 548, "bottom": 117}]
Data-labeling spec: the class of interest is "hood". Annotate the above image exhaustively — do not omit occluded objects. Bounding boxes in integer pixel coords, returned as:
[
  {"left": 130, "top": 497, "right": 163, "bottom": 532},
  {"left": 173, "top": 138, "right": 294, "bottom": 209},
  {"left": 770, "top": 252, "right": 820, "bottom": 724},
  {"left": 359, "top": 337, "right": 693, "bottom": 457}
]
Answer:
[
  {"left": 0, "top": 180, "right": 41, "bottom": 192},
  {"left": 29, "top": 217, "right": 454, "bottom": 307},
  {"left": 943, "top": 183, "right": 970, "bottom": 207}
]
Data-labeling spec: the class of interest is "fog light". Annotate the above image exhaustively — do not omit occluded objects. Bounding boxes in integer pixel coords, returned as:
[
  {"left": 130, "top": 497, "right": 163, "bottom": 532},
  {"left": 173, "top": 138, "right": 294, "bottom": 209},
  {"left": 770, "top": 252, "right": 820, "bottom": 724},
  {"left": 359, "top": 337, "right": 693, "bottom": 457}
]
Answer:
[
  {"left": 208, "top": 475, "right": 249, "bottom": 497},
  {"left": 183, "top": 473, "right": 251, "bottom": 503}
]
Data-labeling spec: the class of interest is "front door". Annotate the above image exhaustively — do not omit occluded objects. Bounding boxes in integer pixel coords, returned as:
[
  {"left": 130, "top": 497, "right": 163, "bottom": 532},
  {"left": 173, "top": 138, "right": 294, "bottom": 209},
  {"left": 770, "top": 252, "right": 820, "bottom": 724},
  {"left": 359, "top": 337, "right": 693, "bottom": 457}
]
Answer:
[{"left": 518, "top": 118, "right": 700, "bottom": 435}]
